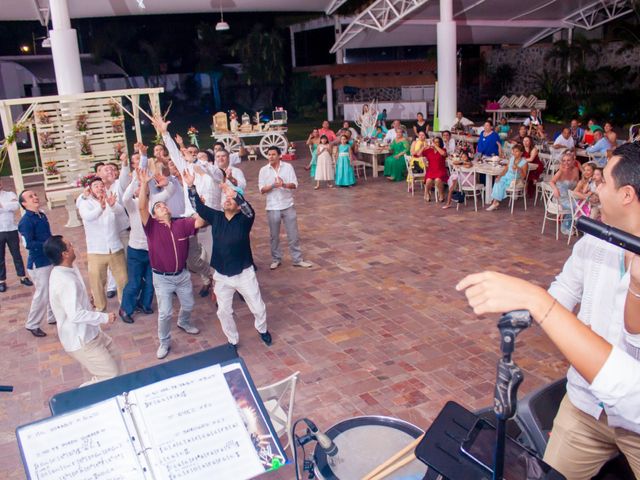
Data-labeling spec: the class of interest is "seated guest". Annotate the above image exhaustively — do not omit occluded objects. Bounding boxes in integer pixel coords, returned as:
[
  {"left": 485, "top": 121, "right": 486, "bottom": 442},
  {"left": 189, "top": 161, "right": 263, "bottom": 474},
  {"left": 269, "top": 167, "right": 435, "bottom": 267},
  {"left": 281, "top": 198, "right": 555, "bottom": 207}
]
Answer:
[
  {"left": 571, "top": 162, "right": 597, "bottom": 217},
  {"left": 509, "top": 125, "right": 527, "bottom": 144},
  {"left": 586, "top": 128, "right": 612, "bottom": 159},
  {"left": 475, "top": 121, "right": 501, "bottom": 159},
  {"left": 486, "top": 143, "right": 528, "bottom": 211},
  {"left": 44, "top": 235, "right": 120, "bottom": 387},
  {"left": 383, "top": 129, "right": 410, "bottom": 181},
  {"left": 569, "top": 119, "right": 585, "bottom": 146},
  {"left": 409, "top": 131, "right": 428, "bottom": 173},
  {"left": 451, "top": 111, "right": 474, "bottom": 133},
  {"left": 522, "top": 135, "right": 542, "bottom": 197},
  {"left": 553, "top": 127, "right": 575, "bottom": 150},
  {"left": 374, "top": 126, "right": 386, "bottom": 140},
  {"left": 582, "top": 119, "right": 597, "bottom": 145},
  {"left": 422, "top": 137, "right": 448, "bottom": 202},
  {"left": 442, "top": 151, "right": 473, "bottom": 209},
  {"left": 523, "top": 108, "right": 543, "bottom": 134},
  {"left": 319, "top": 120, "right": 336, "bottom": 143},
  {"left": 384, "top": 120, "right": 406, "bottom": 143},
  {"left": 604, "top": 121, "right": 614, "bottom": 135},
  {"left": 442, "top": 130, "right": 456, "bottom": 155},
  {"left": 534, "top": 123, "right": 548, "bottom": 143},
  {"left": 550, "top": 153, "right": 581, "bottom": 234},
  {"left": 495, "top": 117, "right": 510, "bottom": 143},
  {"left": 413, "top": 112, "right": 429, "bottom": 137},
  {"left": 588, "top": 166, "right": 603, "bottom": 219},
  {"left": 338, "top": 121, "right": 359, "bottom": 140}
]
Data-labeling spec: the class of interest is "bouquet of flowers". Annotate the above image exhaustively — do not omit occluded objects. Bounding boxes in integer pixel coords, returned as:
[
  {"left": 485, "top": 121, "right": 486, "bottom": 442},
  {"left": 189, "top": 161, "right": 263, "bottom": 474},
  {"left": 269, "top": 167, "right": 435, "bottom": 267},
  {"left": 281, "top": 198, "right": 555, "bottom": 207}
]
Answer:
[
  {"left": 113, "top": 143, "right": 124, "bottom": 160},
  {"left": 111, "top": 118, "right": 124, "bottom": 133},
  {"left": 35, "top": 110, "right": 50, "bottom": 124},
  {"left": 109, "top": 99, "right": 122, "bottom": 117},
  {"left": 45, "top": 161, "right": 59, "bottom": 176},
  {"left": 187, "top": 126, "right": 199, "bottom": 148},
  {"left": 76, "top": 172, "right": 96, "bottom": 188},
  {"left": 39, "top": 132, "right": 55, "bottom": 150},
  {"left": 76, "top": 114, "right": 89, "bottom": 132},
  {"left": 80, "top": 137, "right": 92, "bottom": 156}
]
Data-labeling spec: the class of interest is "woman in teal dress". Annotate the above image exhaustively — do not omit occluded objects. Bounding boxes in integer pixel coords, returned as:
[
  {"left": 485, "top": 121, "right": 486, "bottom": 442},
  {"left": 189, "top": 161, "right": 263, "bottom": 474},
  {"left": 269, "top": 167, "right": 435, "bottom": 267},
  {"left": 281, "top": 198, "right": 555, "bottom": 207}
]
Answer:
[
  {"left": 335, "top": 134, "right": 356, "bottom": 187},
  {"left": 305, "top": 129, "right": 320, "bottom": 178},
  {"left": 383, "top": 130, "right": 410, "bottom": 181},
  {"left": 486, "top": 143, "right": 528, "bottom": 211}
]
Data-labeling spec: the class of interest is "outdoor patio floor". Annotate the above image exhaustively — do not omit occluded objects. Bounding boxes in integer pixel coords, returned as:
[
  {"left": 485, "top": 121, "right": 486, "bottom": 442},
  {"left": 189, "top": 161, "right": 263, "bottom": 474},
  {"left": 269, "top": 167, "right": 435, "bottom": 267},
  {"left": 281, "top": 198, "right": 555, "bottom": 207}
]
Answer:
[{"left": 0, "top": 146, "right": 572, "bottom": 478}]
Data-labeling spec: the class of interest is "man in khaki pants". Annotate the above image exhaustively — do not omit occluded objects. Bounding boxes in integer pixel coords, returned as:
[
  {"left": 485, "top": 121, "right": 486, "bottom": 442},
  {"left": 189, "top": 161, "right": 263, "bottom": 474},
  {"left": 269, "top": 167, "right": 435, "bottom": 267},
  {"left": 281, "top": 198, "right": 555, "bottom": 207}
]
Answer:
[
  {"left": 44, "top": 235, "right": 120, "bottom": 386},
  {"left": 77, "top": 177, "right": 127, "bottom": 312}
]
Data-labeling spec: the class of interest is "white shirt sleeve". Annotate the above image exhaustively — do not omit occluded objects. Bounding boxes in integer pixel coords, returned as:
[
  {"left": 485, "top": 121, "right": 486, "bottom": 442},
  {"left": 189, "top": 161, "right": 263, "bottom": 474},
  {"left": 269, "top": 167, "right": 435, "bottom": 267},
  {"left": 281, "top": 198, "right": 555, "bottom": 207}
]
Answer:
[
  {"left": 56, "top": 275, "right": 108, "bottom": 327},
  {"left": 548, "top": 237, "right": 586, "bottom": 311},
  {"left": 78, "top": 197, "right": 104, "bottom": 222},
  {"left": 589, "top": 345, "right": 640, "bottom": 425},
  {"left": 258, "top": 166, "right": 269, "bottom": 192},
  {"left": 232, "top": 167, "right": 247, "bottom": 191}
]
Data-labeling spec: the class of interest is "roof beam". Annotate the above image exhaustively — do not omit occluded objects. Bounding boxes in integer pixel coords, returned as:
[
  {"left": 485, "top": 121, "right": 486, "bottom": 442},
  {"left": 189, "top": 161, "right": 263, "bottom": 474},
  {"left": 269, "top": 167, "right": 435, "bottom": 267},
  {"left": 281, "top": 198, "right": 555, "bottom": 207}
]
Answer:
[
  {"left": 401, "top": 19, "right": 565, "bottom": 28},
  {"left": 454, "top": 0, "right": 486, "bottom": 18},
  {"left": 523, "top": 0, "right": 633, "bottom": 47},
  {"left": 326, "top": 0, "right": 350, "bottom": 15},
  {"left": 509, "top": 0, "right": 559, "bottom": 21},
  {"left": 30, "top": 0, "right": 49, "bottom": 26},
  {"left": 330, "top": 0, "right": 432, "bottom": 53}
]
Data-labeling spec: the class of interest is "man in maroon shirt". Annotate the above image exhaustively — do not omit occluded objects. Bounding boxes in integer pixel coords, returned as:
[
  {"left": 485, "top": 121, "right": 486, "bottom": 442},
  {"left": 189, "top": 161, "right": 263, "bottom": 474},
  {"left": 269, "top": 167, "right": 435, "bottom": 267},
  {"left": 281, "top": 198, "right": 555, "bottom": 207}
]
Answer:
[{"left": 138, "top": 168, "right": 204, "bottom": 359}]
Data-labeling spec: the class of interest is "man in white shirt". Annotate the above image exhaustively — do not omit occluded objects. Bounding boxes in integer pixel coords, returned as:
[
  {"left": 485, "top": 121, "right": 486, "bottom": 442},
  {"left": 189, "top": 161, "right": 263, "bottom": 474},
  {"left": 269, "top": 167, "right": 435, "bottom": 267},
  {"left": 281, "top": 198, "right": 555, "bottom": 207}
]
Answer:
[
  {"left": 77, "top": 177, "right": 128, "bottom": 312},
  {"left": 44, "top": 235, "right": 120, "bottom": 387},
  {"left": 384, "top": 120, "right": 406, "bottom": 144},
  {"left": 258, "top": 146, "right": 312, "bottom": 270},
  {"left": 552, "top": 127, "right": 576, "bottom": 150},
  {"left": 0, "top": 180, "right": 31, "bottom": 292},
  {"left": 451, "top": 111, "right": 474, "bottom": 132},
  {"left": 216, "top": 149, "right": 247, "bottom": 193},
  {"left": 543, "top": 142, "right": 640, "bottom": 478}
]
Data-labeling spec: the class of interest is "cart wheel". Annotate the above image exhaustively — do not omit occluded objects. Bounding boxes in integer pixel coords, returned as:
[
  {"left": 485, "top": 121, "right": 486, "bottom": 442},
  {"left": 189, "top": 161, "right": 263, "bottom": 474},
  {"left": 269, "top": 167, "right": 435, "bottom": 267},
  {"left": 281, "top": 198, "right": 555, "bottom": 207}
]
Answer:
[
  {"left": 259, "top": 133, "right": 288, "bottom": 158},
  {"left": 220, "top": 136, "right": 242, "bottom": 154}
]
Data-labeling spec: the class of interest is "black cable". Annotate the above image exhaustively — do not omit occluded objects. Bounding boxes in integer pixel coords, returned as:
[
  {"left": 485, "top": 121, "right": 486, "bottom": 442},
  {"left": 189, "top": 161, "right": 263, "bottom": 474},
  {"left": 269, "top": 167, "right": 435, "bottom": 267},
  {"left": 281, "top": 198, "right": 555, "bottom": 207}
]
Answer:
[{"left": 291, "top": 418, "right": 307, "bottom": 480}]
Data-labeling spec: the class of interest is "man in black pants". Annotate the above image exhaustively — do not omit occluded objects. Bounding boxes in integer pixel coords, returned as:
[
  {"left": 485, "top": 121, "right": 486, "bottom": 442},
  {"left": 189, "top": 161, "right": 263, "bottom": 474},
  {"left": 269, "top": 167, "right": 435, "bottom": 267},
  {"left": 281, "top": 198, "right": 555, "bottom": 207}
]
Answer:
[{"left": 0, "top": 180, "right": 32, "bottom": 292}]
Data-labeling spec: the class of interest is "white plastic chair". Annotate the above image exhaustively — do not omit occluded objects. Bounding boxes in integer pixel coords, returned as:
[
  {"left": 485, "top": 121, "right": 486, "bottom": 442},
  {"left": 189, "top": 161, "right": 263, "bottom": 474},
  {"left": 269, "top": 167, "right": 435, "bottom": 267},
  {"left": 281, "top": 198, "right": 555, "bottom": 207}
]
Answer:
[
  {"left": 457, "top": 166, "right": 485, "bottom": 212},
  {"left": 404, "top": 155, "right": 425, "bottom": 196},
  {"left": 257, "top": 371, "right": 300, "bottom": 452},
  {"left": 567, "top": 190, "right": 588, "bottom": 245},
  {"left": 506, "top": 164, "right": 531, "bottom": 214},
  {"left": 540, "top": 182, "right": 570, "bottom": 240}
]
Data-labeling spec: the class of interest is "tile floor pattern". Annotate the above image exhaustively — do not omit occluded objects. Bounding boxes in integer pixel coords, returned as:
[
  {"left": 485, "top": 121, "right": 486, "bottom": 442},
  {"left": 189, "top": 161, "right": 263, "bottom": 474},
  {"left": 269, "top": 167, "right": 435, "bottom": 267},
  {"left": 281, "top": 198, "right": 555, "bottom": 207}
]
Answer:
[{"left": 0, "top": 148, "right": 573, "bottom": 479}]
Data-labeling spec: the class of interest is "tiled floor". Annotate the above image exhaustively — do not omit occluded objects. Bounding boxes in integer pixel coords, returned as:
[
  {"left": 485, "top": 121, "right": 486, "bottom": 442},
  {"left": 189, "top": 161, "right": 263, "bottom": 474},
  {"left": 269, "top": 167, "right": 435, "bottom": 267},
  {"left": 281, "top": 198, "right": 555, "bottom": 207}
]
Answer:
[{"left": 0, "top": 147, "right": 572, "bottom": 478}]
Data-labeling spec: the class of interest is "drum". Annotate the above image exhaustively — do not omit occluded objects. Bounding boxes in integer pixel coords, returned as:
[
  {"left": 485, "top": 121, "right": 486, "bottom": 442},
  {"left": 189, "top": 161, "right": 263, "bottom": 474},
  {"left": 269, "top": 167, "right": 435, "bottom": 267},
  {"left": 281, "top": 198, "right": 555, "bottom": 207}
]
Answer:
[{"left": 314, "top": 416, "right": 427, "bottom": 480}]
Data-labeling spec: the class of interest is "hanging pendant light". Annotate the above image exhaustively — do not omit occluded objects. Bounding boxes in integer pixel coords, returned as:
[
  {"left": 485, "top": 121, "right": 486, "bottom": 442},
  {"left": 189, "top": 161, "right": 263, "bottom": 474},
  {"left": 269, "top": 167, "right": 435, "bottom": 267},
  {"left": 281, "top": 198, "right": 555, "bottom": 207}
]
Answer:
[{"left": 215, "top": 1, "right": 230, "bottom": 31}]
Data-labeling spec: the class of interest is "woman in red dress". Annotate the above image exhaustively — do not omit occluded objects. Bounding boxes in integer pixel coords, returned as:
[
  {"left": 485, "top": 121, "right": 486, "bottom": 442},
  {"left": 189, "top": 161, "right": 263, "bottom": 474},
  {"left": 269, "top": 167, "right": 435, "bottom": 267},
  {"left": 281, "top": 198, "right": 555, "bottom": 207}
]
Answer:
[
  {"left": 423, "top": 136, "right": 448, "bottom": 202},
  {"left": 522, "top": 135, "right": 542, "bottom": 197}
]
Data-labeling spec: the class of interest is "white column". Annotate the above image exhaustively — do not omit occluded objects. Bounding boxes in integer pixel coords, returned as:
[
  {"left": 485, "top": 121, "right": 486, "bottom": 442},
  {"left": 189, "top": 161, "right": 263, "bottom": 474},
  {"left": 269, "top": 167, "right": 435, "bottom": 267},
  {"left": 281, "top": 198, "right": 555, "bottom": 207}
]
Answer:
[
  {"left": 334, "top": 17, "right": 345, "bottom": 64},
  {"left": 31, "top": 76, "right": 41, "bottom": 97},
  {"left": 325, "top": 75, "right": 334, "bottom": 122},
  {"left": 49, "top": 0, "right": 84, "bottom": 95},
  {"left": 290, "top": 27, "right": 297, "bottom": 68},
  {"left": 437, "top": 0, "right": 456, "bottom": 130}
]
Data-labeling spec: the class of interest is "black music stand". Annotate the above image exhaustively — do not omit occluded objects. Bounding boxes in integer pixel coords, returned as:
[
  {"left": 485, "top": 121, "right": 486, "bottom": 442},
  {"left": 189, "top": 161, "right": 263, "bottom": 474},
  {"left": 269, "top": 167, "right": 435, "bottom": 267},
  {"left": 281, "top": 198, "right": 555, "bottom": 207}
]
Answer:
[{"left": 50, "top": 343, "right": 238, "bottom": 415}]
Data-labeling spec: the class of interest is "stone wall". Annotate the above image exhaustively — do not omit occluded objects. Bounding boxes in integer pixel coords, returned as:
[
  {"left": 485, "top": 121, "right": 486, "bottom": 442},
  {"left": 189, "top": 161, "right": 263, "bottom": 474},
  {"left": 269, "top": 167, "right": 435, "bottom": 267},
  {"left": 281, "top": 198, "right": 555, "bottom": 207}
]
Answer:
[{"left": 485, "top": 41, "right": 640, "bottom": 94}]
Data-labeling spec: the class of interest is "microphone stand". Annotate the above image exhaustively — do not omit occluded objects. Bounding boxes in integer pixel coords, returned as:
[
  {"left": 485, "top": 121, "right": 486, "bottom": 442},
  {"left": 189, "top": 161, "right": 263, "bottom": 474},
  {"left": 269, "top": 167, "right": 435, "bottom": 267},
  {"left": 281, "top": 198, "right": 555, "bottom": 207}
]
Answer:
[{"left": 493, "top": 310, "right": 532, "bottom": 480}]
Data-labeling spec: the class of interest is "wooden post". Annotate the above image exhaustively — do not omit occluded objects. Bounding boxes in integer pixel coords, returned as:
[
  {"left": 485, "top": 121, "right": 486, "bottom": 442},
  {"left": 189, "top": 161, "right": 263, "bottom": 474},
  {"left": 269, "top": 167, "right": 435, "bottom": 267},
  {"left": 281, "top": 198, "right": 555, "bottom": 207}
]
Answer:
[
  {"left": 0, "top": 104, "right": 25, "bottom": 194},
  {"left": 132, "top": 94, "right": 142, "bottom": 143}
]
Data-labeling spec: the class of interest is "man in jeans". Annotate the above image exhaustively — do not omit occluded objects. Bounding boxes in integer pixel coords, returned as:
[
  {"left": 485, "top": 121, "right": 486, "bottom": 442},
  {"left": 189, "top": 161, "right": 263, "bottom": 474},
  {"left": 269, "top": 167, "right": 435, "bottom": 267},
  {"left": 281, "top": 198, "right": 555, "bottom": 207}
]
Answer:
[
  {"left": 0, "top": 179, "right": 32, "bottom": 292},
  {"left": 258, "top": 146, "right": 312, "bottom": 270},
  {"left": 138, "top": 168, "right": 200, "bottom": 359},
  {"left": 17, "top": 190, "right": 55, "bottom": 337}
]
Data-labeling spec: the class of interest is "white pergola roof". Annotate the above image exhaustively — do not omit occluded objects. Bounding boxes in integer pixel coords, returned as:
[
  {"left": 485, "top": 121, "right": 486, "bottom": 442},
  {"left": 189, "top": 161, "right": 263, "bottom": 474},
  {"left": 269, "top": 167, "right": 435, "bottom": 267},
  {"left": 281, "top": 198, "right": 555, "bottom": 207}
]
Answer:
[
  {"left": 329, "top": 0, "right": 634, "bottom": 51},
  {"left": 0, "top": 0, "right": 330, "bottom": 22}
]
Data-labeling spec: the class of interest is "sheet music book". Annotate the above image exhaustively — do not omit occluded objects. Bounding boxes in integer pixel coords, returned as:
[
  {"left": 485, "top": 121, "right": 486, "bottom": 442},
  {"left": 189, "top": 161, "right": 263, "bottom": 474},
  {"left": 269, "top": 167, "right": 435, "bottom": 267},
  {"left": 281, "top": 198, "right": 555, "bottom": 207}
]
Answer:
[{"left": 16, "top": 361, "right": 287, "bottom": 480}]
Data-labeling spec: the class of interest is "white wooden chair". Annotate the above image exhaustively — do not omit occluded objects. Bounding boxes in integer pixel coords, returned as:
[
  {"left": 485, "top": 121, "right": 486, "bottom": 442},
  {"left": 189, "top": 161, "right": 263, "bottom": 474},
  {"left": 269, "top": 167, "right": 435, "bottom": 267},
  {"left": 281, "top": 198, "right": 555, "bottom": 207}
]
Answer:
[
  {"left": 541, "top": 182, "right": 570, "bottom": 240},
  {"left": 534, "top": 153, "right": 556, "bottom": 206},
  {"left": 506, "top": 164, "right": 531, "bottom": 214},
  {"left": 567, "top": 190, "right": 588, "bottom": 245},
  {"left": 257, "top": 371, "right": 299, "bottom": 452},
  {"left": 404, "top": 155, "right": 425, "bottom": 196},
  {"left": 456, "top": 166, "right": 485, "bottom": 212},
  {"left": 353, "top": 159, "right": 368, "bottom": 180},
  {"left": 588, "top": 151, "right": 608, "bottom": 168}
]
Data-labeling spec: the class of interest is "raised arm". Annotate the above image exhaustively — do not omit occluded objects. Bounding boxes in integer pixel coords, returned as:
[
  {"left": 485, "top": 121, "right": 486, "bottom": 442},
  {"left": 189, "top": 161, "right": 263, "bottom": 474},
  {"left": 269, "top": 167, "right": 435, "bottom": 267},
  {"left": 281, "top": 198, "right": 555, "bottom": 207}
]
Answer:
[
  {"left": 137, "top": 168, "right": 152, "bottom": 226},
  {"left": 152, "top": 116, "right": 187, "bottom": 173}
]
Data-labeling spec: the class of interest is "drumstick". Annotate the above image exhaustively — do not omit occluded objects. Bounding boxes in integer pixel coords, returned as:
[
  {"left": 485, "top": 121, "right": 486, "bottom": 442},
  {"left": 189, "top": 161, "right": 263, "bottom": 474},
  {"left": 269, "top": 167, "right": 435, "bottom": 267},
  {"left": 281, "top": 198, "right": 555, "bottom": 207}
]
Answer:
[
  {"left": 369, "top": 452, "right": 416, "bottom": 480},
  {"left": 362, "top": 433, "right": 424, "bottom": 480}
]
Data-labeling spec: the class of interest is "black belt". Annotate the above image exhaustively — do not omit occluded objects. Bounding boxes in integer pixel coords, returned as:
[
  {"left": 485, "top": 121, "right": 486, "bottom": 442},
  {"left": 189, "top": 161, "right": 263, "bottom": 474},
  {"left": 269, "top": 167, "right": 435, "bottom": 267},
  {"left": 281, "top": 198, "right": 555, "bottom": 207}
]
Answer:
[{"left": 152, "top": 269, "right": 184, "bottom": 276}]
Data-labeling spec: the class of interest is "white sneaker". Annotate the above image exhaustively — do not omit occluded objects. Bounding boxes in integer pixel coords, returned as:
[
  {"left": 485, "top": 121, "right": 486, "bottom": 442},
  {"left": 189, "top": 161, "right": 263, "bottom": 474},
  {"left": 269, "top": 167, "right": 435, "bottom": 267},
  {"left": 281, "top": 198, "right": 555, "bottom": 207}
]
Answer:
[
  {"left": 156, "top": 344, "right": 170, "bottom": 359},
  {"left": 486, "top": 204, "right": 499, "bottom": 211},
  {"left": 293, "top": 260, "right": 313, "bottom": 268},
  {"left": 270, "top": 261, "right": 281, "bottom": 270},
  {"left": 178, "top": 323, "right": 200, "bottom": 335}
]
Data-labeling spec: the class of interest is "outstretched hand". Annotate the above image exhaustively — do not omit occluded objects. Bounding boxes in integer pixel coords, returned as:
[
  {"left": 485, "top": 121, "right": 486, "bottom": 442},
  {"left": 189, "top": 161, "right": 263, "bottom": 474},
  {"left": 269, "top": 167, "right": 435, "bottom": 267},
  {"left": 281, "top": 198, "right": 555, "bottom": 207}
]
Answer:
[
  {"left": 220, "top": 182, "right": 238, "bottom": 199},
  {"left": 137, "top": 167, "right": 151, "bottom": 185},
  {"left": 106, "top": 192, "right": 117, "bottom": 207},
  {"left": 152, "top": 116, "right": 170, "bottom": 135},
  {"left": 183, "top": 169, "right": 195, "bottom": 187}
]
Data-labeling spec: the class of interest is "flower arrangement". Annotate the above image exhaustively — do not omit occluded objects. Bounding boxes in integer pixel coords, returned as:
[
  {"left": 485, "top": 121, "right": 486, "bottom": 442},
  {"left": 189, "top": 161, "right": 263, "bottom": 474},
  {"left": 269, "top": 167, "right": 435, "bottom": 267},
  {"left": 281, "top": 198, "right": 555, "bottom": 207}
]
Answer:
[
  {"left": 109, "top": 99, "right": 122, "bottom": 117},
  {"left": 5, "top": 123, "right": 27, "bottom": 145},
  {"left": 76, "top": 172, "right": 96, "bottom": 187},
  {"left": 76, "top": 114, "right": 89, "bottom": 132},
  {"left": 39, "top": 132, "right": 55, "bottom": 150},
  {"left": 35, "top": 110, "right": 50, "bottom": 124},
  {"left": 80, "top": 137, "right": 92, "bottom": 156},
  {"left": 45, "top": 161, "right": 59, "bottom": 176},
  {"left": 111, "top": 118, "right": 124, "bottom": 133},
  {"left": 187, "top": 126, "right": 199, "bottom": 148}
]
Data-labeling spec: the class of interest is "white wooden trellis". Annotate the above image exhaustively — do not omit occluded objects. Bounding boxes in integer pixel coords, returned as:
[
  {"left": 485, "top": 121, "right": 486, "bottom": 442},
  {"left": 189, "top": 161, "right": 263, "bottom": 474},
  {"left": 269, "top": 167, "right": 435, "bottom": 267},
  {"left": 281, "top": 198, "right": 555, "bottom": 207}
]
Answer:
[{"left": 0, "top": 87, "right": 163, "bottom": 204}]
